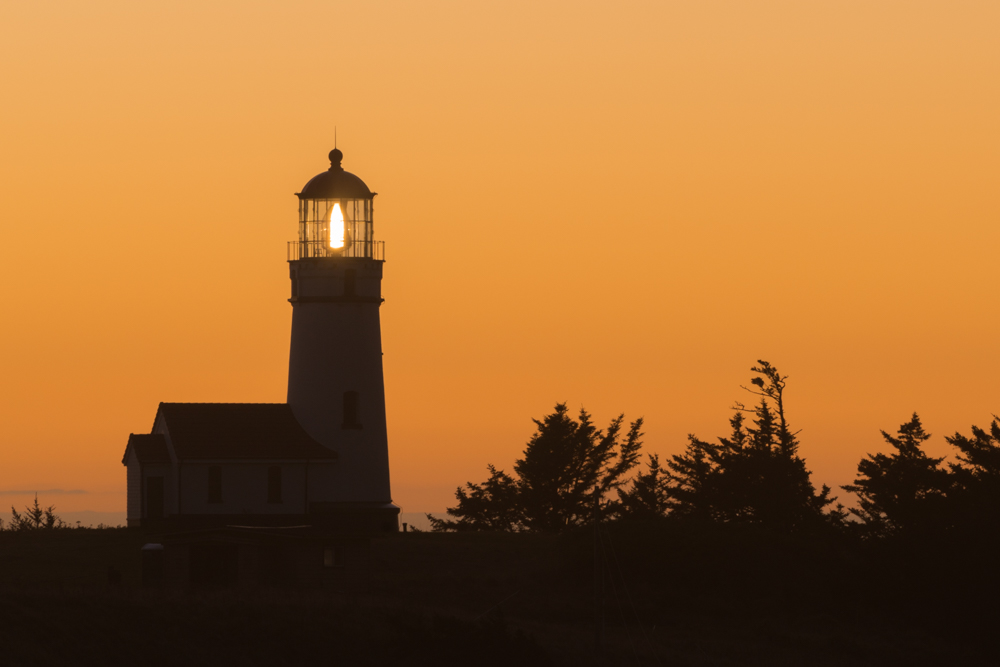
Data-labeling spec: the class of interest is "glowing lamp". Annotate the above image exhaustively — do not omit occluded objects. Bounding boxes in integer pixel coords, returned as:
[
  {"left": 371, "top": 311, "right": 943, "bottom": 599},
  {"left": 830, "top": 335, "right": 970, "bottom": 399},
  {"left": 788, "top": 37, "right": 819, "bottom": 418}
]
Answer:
[{"left": 330, "top": 203, "right": 345, "bottom": 250}]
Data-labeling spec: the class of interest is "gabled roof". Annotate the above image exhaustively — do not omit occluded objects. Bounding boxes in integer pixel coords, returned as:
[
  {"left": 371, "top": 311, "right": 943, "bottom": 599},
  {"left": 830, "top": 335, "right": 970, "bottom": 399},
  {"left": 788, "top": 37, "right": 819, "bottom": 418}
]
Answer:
[
  {"left": 122, "top": 433, "right": 171, "bottom": 465},
  {"left": 153, "top": 403, "right": 337, "bottom": 461}
]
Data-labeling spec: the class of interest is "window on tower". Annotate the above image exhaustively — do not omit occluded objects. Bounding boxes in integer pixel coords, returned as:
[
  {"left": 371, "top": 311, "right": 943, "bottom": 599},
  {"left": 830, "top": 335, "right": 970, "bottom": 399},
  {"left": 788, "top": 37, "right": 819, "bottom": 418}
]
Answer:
[{"left": 342, "top": 391, "right": 362, "bottom": 429}]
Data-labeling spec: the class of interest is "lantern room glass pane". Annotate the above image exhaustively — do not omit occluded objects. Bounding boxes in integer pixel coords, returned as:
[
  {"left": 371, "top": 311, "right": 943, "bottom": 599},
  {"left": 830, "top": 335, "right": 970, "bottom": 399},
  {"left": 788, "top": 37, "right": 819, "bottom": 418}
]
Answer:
[{"left": 296, "top": 198, "right": 374, "bottom": 259}]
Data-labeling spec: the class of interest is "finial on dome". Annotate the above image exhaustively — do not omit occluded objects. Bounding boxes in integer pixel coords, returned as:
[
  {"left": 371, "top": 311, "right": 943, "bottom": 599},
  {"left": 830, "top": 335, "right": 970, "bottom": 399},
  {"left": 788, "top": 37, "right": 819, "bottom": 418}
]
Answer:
[{"left": 329, "top": 148, "right": 343, "bottom": 169}]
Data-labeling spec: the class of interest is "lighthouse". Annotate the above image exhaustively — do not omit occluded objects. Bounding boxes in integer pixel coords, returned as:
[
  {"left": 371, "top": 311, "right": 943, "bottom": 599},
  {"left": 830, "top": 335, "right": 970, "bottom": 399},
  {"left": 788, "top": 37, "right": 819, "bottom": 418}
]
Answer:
[
  {"left": 286, "top": 148, "right": 397, "bottom": 526},
  {"left": 122, "top": 148, "right": 398, "bottom": 533}
]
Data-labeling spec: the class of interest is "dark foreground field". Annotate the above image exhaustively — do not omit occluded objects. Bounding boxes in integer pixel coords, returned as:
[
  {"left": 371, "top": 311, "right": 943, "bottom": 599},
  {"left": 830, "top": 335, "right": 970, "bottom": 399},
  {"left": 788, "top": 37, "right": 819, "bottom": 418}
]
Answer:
[{"left": 0, "top": 524, "right": 996, "bottom": 666}]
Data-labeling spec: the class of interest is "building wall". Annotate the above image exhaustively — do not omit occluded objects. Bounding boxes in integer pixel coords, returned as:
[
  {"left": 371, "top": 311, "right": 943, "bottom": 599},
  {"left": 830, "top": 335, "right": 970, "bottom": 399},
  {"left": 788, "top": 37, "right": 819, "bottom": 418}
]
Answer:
[
  {"left": 179, "top": 462, "right": 309, "bottom": 516},
  {"left": 126, "top": 450, "right": 142, "bottom": 525},
  {"left": 143, "top": 463, "right": 174, "bottom": 519},
  {"left": 128, "top": 457, "right": 344, "bottom": 525}
]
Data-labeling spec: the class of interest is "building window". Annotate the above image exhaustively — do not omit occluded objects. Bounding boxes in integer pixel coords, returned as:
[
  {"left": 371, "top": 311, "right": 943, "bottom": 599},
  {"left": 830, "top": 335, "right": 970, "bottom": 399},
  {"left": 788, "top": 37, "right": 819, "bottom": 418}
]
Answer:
[
  {"left": 344, "top": 269, "right": 356, "bottom": 297},
  {"left": 323, "top": 546, "right": 345, "bottom": 568},
  {"left": 207, "top": 466, "right": 222, "bottom": 504},
  {"left": 342, "top": 391, "right": 361, "bottom": 429},
  {"left": 267, "top": 466, "right": 282, "bottom": 504}
]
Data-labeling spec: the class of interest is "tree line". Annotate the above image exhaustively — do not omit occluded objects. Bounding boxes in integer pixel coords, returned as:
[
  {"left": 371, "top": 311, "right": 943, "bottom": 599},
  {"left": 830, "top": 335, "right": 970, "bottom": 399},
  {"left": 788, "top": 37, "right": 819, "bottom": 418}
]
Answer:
[{"left": 429, "top": 360, "right": 1000, "bottom": 540}]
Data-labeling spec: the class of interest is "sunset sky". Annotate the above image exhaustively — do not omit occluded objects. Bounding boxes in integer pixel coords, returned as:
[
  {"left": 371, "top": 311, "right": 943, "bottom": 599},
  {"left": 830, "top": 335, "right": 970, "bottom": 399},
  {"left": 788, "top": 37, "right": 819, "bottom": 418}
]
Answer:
[{"left": 1, "top": 1, "right": 998, "bottom": 517}]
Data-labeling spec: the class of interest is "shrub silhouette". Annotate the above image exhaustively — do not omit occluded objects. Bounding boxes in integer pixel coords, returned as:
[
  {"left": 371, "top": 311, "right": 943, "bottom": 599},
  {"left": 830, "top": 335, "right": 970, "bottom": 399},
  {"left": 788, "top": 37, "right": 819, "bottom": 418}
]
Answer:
[{"left": 9, "top": 495, "right": 63, "bottom": 531}]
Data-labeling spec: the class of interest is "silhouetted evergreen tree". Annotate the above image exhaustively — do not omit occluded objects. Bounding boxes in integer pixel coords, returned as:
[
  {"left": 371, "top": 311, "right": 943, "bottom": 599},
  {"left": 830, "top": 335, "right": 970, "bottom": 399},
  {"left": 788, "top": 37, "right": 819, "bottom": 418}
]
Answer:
[
  {"left": 661, "top": 434, "right": 717, "bottom": 522},
  {"left": 515, "top": 404, "right": 643, "bottom": 531},
  {"left": 665, "top": 361, "right": 842, "bottom": 531},
  {"left": 842, "top": 413, "right": 951, "bottom": 538},
  {"left": 430, "top": 404, "right": 643, "bottom": 531},
  {"left": 612, "top": 453, "right": 670, "bottom": 520},
  {"left": 427, "top": 465, "right": 523, "bottom": 532},
  {"left": 945, "top": 416, "right": 1000, "bottom": 531}
]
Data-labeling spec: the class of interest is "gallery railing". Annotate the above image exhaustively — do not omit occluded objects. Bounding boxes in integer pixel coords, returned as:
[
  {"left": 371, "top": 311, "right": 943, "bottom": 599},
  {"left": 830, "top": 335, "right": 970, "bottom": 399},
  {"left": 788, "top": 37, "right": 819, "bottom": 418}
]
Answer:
[{"left": 288, "top": 240, "right": 385, "bottom": 261}]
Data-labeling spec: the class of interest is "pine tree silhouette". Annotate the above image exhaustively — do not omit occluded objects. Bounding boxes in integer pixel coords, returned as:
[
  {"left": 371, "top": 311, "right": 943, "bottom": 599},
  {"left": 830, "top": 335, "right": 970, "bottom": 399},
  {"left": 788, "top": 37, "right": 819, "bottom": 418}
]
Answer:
[
  {"left": 945, "top": 416, "right": 1000, "bottom": 532},
  {"left": 842, "top": 413, "right": 951, "bottom": 538},
  {"left": 613, "top": 453, "right": 671, "bottom": 519},
  {"left": 429, "top": 404, "right": 643, "bottom": 531},
  {"left": 666, "top": 361, "right": 842, "bottom": 531}
]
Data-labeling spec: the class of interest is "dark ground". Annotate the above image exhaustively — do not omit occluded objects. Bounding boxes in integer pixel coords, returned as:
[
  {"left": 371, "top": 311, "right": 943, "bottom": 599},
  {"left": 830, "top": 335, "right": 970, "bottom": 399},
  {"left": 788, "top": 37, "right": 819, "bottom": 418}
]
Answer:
[{"left": 0, "top": 523, "right": 996, "bottom": 666}]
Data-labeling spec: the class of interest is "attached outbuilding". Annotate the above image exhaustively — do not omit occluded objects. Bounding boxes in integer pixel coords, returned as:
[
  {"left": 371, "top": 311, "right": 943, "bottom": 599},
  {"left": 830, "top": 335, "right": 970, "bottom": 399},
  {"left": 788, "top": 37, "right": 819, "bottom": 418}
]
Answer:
[{"left": 123, "top": 402, "right": 339, "bottom": 528}]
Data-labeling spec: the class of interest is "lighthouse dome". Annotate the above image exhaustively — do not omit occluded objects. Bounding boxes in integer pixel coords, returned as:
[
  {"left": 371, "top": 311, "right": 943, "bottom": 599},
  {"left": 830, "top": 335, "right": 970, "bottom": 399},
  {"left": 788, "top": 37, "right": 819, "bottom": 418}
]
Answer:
[{"left": 296, "top": 149, "right": 374, "bottom": 200}]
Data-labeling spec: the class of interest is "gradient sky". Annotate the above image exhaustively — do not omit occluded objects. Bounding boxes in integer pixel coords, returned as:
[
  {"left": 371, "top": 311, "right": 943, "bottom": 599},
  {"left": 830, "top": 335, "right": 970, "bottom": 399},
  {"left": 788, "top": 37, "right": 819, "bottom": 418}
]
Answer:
[{"left": 1, "top": 1, "right": 998, "bottom": 515}]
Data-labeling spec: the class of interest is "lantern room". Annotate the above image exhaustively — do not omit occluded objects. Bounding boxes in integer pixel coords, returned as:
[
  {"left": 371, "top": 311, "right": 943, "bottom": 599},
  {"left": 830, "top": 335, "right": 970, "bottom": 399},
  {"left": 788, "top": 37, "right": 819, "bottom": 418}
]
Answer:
[{"left": 290, "top": 148, "right": 382, "bottom": 260}]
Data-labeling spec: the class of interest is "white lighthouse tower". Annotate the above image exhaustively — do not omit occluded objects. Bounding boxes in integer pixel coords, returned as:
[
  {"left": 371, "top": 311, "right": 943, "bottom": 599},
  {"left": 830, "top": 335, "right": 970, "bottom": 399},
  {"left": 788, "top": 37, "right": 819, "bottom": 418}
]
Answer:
[{"left": 287, "top": 148, "right": 398, "bottom": 529}]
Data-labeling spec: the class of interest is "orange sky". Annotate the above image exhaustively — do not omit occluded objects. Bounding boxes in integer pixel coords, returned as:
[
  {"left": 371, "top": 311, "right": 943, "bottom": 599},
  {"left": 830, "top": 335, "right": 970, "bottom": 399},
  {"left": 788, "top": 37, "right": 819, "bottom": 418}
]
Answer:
[{"left": 1, "top": 1, "right": 998, "bottom": 515}]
